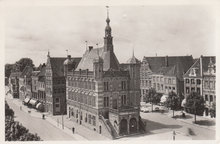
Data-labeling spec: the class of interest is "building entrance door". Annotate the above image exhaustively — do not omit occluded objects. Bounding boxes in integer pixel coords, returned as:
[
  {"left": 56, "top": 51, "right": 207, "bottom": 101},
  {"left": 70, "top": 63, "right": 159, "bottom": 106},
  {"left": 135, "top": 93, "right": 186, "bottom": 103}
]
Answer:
[
  {"left": 120, "top": 119, "right": 127, "bottom": 135},
  {"left": 129, "top": 118, "right": 137, "bottom": 134}
]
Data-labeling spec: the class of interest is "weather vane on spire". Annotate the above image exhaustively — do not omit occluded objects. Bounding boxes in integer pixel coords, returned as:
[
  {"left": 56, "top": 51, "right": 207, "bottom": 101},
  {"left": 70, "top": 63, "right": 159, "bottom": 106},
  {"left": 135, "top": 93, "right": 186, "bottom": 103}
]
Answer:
[
  {"left": 66, "top": 49, "right": 68, "bottom": 56},
  {"left": 106, "top": 6, "right": 109, "bottom": 17}
]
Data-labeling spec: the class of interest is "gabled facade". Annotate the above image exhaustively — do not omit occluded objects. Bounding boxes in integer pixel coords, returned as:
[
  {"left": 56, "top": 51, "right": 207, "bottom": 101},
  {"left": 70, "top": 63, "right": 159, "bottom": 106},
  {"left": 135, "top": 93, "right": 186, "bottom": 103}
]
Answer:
[
  {"left": 183, "top": 56, "right": 216, "bottom": 116},
  {"left": 140, "top": 56, "right": 194, "bottom": 101},
  {"left": 9, "top": 72, "right": 21, "bottom": 98},
  {"left": 66, "top": 11, "right": 143, "bottom": 139},
  {"left": 45, "top": 53, "right": 81, "bottom": 115},
  {"left": 18, "top": 66, "right": 33, "bottom": 101},
  {"left": 31, "top": 64, "right": 47, "bottom": 111}
]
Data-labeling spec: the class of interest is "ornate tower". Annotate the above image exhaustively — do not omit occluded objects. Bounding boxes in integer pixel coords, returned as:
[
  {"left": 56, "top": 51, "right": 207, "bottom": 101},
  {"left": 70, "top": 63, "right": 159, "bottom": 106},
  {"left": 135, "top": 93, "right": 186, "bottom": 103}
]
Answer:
[{"left": 104, "top": 6, "right": 113, "bottom": 52}]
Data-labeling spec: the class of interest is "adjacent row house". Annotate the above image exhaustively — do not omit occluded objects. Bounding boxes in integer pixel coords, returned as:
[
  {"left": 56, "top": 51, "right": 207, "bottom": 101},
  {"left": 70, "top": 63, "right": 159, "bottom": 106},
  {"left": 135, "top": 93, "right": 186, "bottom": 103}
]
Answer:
[
  {"left": 183, "top": 56, "right": 216, "bottom": 116},
  {"left": 140, "top": 56, "right": 194, "bottom": 102}
]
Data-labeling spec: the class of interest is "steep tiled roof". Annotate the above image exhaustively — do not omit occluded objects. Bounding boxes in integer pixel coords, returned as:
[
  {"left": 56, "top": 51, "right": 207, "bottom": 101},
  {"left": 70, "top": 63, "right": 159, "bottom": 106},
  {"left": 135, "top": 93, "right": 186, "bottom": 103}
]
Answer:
[
  {"left": 126, "top": 56, "right": 140, "bottom": 64},
  {"left": 38, "top": 66, "right": 46, "bottom": 82},
  {"left": 76, "top": 47, "right": 120, "bottom": 71},
  {"left": 143, "top": 56, "right": 194, "bottom": 80},
  {"left": 32, "top": 71, "right": 40, "bottom": 77},
  {"left": 184, "top": 56, "right": 215, "bottom": 77},
  {"left": 50, "top": 57, "right": 67, "bottom": 77},
  {"left": 20, "top": 66, "right": 33, "bottom": 78},
  {"left": 50, "top": 57, "right": 81, "bottom": 77},
  {"left": 9, "top": 72, "right": 21, "bottom": 78}
]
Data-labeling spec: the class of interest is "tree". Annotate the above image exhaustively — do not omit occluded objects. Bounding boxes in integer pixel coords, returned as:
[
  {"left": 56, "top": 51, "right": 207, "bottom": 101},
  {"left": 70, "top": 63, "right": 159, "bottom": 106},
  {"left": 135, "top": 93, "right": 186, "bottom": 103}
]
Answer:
[
  {"left": 5, "top": 101, "right": 14, "bottom": 119},
  {"left": 13, "top": 58, "right": 34, "bottom": 72},
  {"left": 165, "top": 91, "right": 178, "bottom": 117},
  {"left": 5, "top": 102, "right": 41, "bottom": 141},
  {"left": 5, "top": 64, "right": 14, "bottom": 78},
  {"left": 210, "top": 101, "right": 216, "bottom": 118},
  {"left": 146, "top": 88, "right": 160, "bottom": 112},
  {"left": 185, "top": 91, "right": 205, "bottom": 123}
]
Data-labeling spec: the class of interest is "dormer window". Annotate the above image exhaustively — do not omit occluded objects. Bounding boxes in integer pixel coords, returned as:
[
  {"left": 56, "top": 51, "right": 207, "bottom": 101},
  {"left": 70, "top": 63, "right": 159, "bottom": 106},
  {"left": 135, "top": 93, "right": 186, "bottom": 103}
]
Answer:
[{"left": 189, "top": 68, "right": 197, "bottom": 77}]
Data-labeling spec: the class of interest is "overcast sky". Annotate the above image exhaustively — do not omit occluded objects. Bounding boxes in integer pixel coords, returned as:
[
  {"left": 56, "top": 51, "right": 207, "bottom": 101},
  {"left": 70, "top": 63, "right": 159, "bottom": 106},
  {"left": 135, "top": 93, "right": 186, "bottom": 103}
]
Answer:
[{"left": 5, "top": 5, "right": 216, "bottom": 66}]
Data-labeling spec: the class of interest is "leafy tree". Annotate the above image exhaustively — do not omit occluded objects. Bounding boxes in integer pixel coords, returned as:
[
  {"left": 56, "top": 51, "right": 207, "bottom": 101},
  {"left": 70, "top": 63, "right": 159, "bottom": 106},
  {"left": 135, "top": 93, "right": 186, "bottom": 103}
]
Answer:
[
  {"left": 210, "top": 102, "right": 216, "bottom": 118},
  {"left": 5, "top": 101, "right": 14, "bottom": 119},
  {"left": 5, "top": 102, "right": 41, "bottom": 141},
  {"left": 5, "top": 64, "right": 14, "bottom": 78},
  {"left": 165, "top": 91, "right": 178, "bottom": 117},
  {"left": 13, "top": 58, "right": 34, "bottom": 72},
  {"left": 185, "top": 91, "right": 205, "bottom": 123},
  {"left": 146, "top": 88, "right": 162, "bottom": 112}
]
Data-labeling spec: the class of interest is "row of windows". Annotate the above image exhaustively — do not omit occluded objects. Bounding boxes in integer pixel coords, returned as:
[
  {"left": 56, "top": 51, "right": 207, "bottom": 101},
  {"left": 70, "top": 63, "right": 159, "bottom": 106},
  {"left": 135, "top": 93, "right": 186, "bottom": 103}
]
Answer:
[
  {"left": 153, "top": 83, "right": 175, "bottom": 91},
  {"left": 54, "top": 88, "right": 65, "bottom": 94},
  {"left": 204, "top": 95, "right": 214, "bottom": 102},
  {"left": 204, "top": 81, "right": 215, "bottom": 90},
  {"left": 104, "top": 81, "right": 127, "bottom": 91},
  {"left": 185, "top": 87, "right": 200, "bottom": 94},
  {"left": 68, "top": 91, "right": 96, "bottom": 107},
  {"left": 68, "top": 80, "right": 95, "bottom": 90},
  {"left": 185, "top": 79, "right": 201, "bottom": 85},
  {"left": 69, "top": 108, "right": 96, "bottom": 126}
]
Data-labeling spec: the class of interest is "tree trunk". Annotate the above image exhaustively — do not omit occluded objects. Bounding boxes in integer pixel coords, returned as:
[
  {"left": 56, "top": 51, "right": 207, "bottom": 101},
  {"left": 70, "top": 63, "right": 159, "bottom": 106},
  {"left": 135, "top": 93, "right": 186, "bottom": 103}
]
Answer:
[
  {"left": 151, "top": 103, "right": 153, "bottom": 112},
  {"left": 194, "top": 108, "right": 196, "bottom": 123}
]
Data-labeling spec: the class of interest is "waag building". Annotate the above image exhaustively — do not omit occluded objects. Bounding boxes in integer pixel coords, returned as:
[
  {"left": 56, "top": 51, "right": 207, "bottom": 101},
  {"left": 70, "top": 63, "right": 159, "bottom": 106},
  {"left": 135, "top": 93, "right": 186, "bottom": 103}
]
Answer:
[{"left": 65, "top": 11, "right": 145, "bottom": 139}]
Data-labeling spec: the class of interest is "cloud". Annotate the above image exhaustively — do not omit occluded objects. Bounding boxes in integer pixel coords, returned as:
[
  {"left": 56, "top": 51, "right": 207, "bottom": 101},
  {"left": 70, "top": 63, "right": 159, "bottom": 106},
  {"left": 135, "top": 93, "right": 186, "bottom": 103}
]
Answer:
[{"left": 4, "top": 6, "right": 216, "bottom": 65}]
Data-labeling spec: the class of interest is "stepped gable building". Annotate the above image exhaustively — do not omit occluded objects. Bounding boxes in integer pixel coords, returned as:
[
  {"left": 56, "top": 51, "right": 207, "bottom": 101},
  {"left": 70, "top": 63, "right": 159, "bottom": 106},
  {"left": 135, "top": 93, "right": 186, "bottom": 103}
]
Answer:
[
  {"left": 66, "top": 10, "right": 143, "bottom": 139},
  {"left": 140, "top": 56, "right": 194, "bottom": 102},
  {"left": 31, "top": 64, "right": 46, "bottom": 111},
  {"left": 18, "top": 66, "right": 33, "bottom": 101},
  {"left": 9, "top": 72, "right": 21, "bottom": 98},
  {"left": 183, "top": 56, "right": 216, "bottom": 116},
  {"left": 45, "top": 52, "right": 81, "bottom": 115}
]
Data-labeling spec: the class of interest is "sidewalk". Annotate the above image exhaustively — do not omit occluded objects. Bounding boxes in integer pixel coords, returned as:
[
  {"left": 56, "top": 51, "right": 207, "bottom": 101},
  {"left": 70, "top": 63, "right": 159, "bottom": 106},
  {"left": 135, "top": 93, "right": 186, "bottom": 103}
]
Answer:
[
  {"left": 118, "top": 130, "right": 192, "bottom": 140},
  {"left": 5, "top": 93, "right": 86, "bottom": 140},
  {"left": 6, "top": 92, "right": 109, "bottom": 140}
]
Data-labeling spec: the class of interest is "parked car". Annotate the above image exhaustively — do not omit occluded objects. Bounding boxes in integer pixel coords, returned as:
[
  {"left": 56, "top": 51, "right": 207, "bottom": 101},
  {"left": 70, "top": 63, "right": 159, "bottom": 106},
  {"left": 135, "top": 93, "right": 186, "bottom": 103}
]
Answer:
[
  {"left": 141, "top": 106, "right": 150, "bottom": 113},
  {"left": 154, "top": 107, "right": 160, "bottom": 112}
]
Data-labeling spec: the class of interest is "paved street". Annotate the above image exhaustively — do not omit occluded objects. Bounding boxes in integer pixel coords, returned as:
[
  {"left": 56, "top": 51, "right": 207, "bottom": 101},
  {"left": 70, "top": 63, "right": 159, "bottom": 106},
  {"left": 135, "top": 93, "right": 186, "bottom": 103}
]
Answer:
[
  {"left": 5, "top": 86, "right": 215, "bottom": 140},
  {"left": 139, "top": 111, "right": 215, "bottom": 140},
  {"left": 6, "top": 96, "right": 76, "bottom": 141}
]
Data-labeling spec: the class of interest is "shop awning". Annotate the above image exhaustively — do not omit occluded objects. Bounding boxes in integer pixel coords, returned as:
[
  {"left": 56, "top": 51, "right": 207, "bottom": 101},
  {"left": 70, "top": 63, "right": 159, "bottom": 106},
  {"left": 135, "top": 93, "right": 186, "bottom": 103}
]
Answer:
[
  {"left": 36, "top": 103, "right": 44, "bottom": 110},
  {"left": 29, "top": 99, "right": 37, "bottom": 106},
  {"left": 24, "top": 98, "right": 30, "bottom": 103},
  {"left": 24, "top": 97, "right": 31, "bottom": 104},
  {"left": 160, "top": 95, "right": 168, "bottom": 103}
]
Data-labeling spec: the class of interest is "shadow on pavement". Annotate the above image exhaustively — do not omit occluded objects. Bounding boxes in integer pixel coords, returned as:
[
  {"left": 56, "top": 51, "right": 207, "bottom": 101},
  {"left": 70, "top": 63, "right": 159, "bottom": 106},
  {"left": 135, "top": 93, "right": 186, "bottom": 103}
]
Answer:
[
  {"left": 195, "top": 120, "right": 216, "bottom": 126},
  {"left": 142, "top": 119, "right": 182, "bottom": 132},
  {"left": 173, "top": 114, "right": 193, "bottom": 120}
]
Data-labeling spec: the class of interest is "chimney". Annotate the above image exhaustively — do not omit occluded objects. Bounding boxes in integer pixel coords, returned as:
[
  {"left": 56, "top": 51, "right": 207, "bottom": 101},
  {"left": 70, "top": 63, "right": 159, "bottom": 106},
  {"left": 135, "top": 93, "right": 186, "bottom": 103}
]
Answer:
[
  {"left": 200, "top": 55, "right": 203, "bottom": 77},
  {"left": 89, "top": 46, "right": 93, "bottom": 51},
  {"left": 165, "top": 55, "right": 168, "bottom": 67}
]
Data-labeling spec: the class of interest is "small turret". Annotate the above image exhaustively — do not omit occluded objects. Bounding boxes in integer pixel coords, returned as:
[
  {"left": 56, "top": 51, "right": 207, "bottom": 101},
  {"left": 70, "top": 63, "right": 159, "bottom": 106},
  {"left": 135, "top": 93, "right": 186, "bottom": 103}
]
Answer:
[
  {"left": 64, "top": 55, "right": 75, "bottom": 77},
  {"left": 93, "top": 56, "right": 103, "bottom": 79}
]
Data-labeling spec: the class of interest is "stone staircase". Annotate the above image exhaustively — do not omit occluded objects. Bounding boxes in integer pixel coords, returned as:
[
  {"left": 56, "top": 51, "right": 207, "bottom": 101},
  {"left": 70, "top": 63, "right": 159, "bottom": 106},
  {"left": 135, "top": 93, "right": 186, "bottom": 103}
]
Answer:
[{"left": 99, "top": 115, "right": 119, "bottom": 139}]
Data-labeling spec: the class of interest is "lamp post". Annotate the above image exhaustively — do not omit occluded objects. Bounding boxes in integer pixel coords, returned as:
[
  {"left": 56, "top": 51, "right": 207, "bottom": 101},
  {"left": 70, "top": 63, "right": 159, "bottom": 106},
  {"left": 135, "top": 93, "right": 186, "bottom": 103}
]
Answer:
[{"left": 173, "top": 130, "right": 176, "bottom": 140}]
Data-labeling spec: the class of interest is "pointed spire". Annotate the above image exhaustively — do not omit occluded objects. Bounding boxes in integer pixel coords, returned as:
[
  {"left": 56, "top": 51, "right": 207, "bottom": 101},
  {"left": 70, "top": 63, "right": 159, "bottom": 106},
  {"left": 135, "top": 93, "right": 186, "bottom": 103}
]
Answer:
[
  {"left": 106, "top": 6, "right": 110, "bottom": 25},
  {"left": 47, "top": 49, "right": 50, "bottom": 57},
  {"left": 132, "top": 48, "right": 134, "bottom": 58}
]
